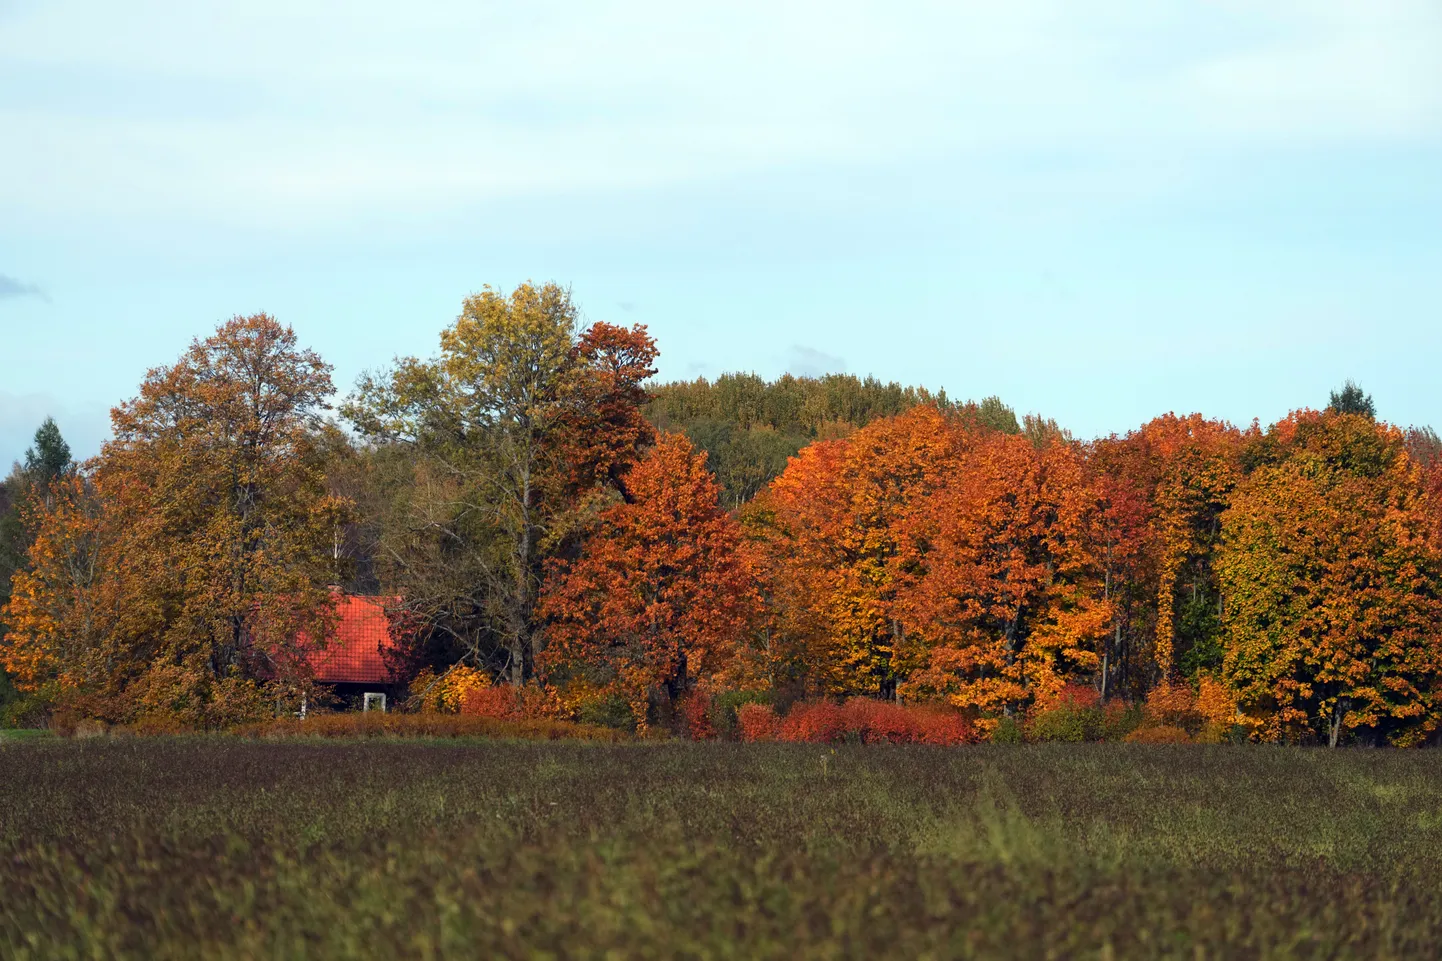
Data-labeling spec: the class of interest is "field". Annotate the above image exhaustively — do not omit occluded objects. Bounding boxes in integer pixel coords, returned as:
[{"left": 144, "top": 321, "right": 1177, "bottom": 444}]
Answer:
[{"left": 4, "top": 740, "right": 1442, "bottom": 959}]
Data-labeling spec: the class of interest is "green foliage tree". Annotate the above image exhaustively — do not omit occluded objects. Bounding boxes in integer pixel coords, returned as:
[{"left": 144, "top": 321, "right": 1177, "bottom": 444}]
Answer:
[
  {"left": 646, "top": 373, "right": 1020, "bottom": 505},
  {"left": 24, "top": 418, "right": 72, "bottom": 485},
  {"left": 976, "top": 395, "right": 1021, "bottom": 435},
  {"left": 1, "top": 418, "right": 75, "bottom": 598}
]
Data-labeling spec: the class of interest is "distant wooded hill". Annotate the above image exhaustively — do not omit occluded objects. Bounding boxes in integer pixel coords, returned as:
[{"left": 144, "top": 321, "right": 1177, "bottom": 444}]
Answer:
[{"left": 645, "top": 372, "right": 1026, "bottom": 506}]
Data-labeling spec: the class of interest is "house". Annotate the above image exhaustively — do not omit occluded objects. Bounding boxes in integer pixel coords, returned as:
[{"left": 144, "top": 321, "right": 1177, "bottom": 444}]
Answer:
[{"left": 307, "top": 594, "right": 403, "bottom": 712}]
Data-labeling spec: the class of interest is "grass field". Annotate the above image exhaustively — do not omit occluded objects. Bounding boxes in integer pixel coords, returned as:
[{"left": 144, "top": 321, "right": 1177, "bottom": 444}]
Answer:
[{"left": 4, "top": 739, "right": 1442, "bottom": 959}]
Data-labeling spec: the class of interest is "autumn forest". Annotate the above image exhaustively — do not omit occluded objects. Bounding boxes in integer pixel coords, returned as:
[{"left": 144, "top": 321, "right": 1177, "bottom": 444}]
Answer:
[{"left": 4, "top": 281, "right": 1441, "bottom": 748}]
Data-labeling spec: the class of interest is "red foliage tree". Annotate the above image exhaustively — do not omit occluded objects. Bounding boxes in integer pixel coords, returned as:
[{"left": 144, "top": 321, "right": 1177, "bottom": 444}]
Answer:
[
  {"left": 538, "top": 432, "right": 758, "bottom": 730},
  {"left": 556, "top": 322, "right": 659, "bottom": 500},
  {"left": 894, "top": 432, "right": 1112, "bottom": 723}
]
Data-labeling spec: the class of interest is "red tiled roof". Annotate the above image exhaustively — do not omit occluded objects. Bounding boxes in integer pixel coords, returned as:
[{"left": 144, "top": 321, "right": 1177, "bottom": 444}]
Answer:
[{"left": 308, "top": 594, "right": 398, "bottom": 685}]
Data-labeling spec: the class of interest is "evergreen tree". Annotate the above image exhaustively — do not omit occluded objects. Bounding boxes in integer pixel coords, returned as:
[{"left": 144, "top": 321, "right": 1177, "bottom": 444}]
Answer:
[
  {"left": 1328, "top": 380, "right": 1375, "bottom": 419},
  {"left": 23, "top": 418, "right": 72, "bottom": 486}
]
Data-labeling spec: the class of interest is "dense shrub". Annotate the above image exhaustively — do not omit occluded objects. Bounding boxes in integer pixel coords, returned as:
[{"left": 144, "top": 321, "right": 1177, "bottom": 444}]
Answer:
[
  {"left": 575, "top": 692, "right": 637, "bottom": 731},
  {"left": 707, "top": 689, "right": 771, "bottom": 740},
  {"left": 1195, "top": 674, "right": 1240, "bottom": 727},
  {"left": 778, "top": 700, "right": 848, "bottom": 742},
  {"left": 1026, "top": 684, "right": 1105, "bottom": 742},
  {"left": 738, "top": 698, "right": 975, "bottom": 745},
  {"left": 408, "top": 665, "right": 491, "bottom": 713},
  {"left": 1124, "top": 724, "right": 1193, "bottom": 744},
  {"left": 990, "top": 716, "right": 1024, "bottom": 744},
  {"left": 230, "top": 712, "right": 626, "bottom": 742},
  {"left": 674, "top": 694, "right": 712, "bottom": 740},
  {"left": 737, "top": 702, "right": 781, "bottom": 741},
  {"left": 459, "top": 684, "right": 555, "bottom": 721},
  {"left": 1026, "top": 707, "right": 1100, "bottom": 742},
  {"left": 1, "top": 686, "right": 53, "bottom": 730},
  {"left": 1098, "top": 700, "right": 1145, "bottom": 741},
  {"left": 1127, "top": 678, "right": 1244, "bottom": 743},
  {"left": 1196, "top": 720, "right": 1251, "bottom": 745},
  {"left": 1143, "top": 683, "right": 1203, "bottom": 731}
]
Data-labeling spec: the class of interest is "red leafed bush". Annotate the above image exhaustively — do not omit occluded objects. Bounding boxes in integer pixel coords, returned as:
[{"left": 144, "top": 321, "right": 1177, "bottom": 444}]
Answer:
[
  {"left": 907, "top": 707, "right": 976, "bottom": 746},
  {"left": 1144, "top": 683, "right": 1199, "bottom": 727},
  {"left": 677, "top": 694, "right": 714, "bottom": 741},
  {"left": 841, "top": 699, "right": 975, "bottom": 745},
  {"left": 779, "top": 700, "right": 849, "bottom": 743},
  {"left": 740, "top": 698, "right": 975, "bottom": 745},
  {"left": 737, "top": 703, "right": 781, "bottom": 742}
]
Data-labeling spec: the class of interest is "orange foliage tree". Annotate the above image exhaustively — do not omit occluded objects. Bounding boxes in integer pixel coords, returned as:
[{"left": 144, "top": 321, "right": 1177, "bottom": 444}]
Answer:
[
  {"left": 3, "top": 315, "right": 348, "bottom": 725},
  {"left": 745, "top": 406, "right": 967, "bottom": 698},
  {"left": 894, "top": 432, "right": 1112, "bottom": 723},
  {"left": 1087, "top": 414, "right": 1245, "bottom": 693},
  {"left": 1219, "top": 411, "right": 1442, "bottom": 746},
  {"left": 1, "top": 474, "right": 113, "bottom": 703},
  {"left": 538, "top": 432, "right": 758, "bottom": 729}
]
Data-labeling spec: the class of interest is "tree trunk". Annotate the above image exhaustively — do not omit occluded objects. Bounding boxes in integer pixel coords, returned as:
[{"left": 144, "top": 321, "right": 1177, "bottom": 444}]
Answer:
[
  {"left": 509, "top": 455, "right": 535, "bottom": 686},
  {"left": 1328, "top": 700, "right": 1348, "bottom": 749}
]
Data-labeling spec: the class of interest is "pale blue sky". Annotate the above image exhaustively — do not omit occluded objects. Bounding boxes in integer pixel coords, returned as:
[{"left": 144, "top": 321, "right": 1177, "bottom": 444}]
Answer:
[{"left": 2, "top": 1, "right": 1441, "bottom": 467}]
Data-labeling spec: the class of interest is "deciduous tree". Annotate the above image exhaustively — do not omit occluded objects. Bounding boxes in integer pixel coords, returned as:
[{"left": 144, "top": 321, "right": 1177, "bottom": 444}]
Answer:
[
  {"left": 344, "top": 283, "right": 657, "bottom": 685},
  {"left": 895, "top": 433, "right": 1111, "bottom": 722},
  {"left": 0, "top": 472, "right": 110, "bottom": 704},
  {"left": 749, "top": 406, "right": 967, "bottom": 697},
  {"left": 4, "top": 315, "right": 347, "bottom": 724},
  {"left": 0, "top": 420, "right": 91, "bottom": 717},
  {"left": 0, "top": 417, "right": 75, "bottom": 622},
  {"left": 538, "top": 432, "right": 756, "bottom": 729},
  {"left": 1219, "top": 411, "right": 1442, "bottom": 746},
  {"left": 1087, "top": 415, "right": 1245, "bottom": 694}
]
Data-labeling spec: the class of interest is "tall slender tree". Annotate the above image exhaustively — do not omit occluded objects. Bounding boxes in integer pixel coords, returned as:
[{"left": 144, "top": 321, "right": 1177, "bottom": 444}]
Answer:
[
  {"left": 1328, "top": 380, "right": 1375, "bottom": 419},
  {"left": 1, "top": 418, "right": 75, "bottom": 607}
]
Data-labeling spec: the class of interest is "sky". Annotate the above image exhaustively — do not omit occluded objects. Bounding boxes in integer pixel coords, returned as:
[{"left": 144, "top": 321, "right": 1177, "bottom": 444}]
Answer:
[{"left": 2, "top": 0, "right": 1441, "bottom": 468}]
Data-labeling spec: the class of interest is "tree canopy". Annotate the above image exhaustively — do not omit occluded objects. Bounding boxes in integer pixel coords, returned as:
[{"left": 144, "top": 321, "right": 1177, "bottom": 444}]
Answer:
[{"left": 4, "top": 288, "right": 1441, "bottom": 745}]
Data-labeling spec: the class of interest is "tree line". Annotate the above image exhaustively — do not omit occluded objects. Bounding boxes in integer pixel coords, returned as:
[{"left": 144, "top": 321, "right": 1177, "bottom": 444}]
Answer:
[{"left": 3, "top": 281, "right": 1441, "bottom": 745}]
